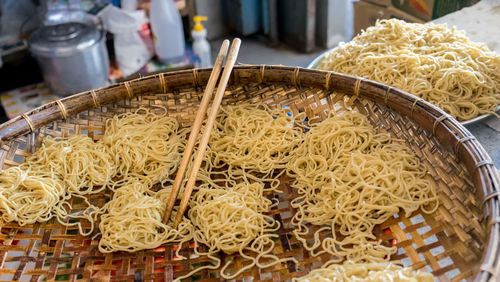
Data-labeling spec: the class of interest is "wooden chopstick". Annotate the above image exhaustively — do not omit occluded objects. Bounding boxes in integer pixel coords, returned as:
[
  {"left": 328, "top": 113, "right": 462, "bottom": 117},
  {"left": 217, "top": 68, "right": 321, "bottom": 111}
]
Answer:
[
  {"left": 173, "top": 38, "right": 242, "bottom": 228},
  {"left": 162, "top": 40, "right": 230, "bottom": 224}
]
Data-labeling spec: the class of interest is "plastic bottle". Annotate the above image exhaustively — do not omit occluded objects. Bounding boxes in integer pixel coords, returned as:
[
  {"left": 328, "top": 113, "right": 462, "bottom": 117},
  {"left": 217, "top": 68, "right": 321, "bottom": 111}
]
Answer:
[
  {"left": 149, "top": 0, "right": 185, "bottom": 63},
  {"left": 191, "top": 15, "right": 212, "bottom": 68}
]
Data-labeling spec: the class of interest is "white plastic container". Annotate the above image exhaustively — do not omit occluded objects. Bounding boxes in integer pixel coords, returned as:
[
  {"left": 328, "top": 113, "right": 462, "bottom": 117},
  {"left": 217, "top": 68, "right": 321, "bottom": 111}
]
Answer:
[
  {"left": 191, "top": 15, "right": 211, "bottom": 68},
  {"left": 149, "top": 0, "right": 185, "bottom": 63}
]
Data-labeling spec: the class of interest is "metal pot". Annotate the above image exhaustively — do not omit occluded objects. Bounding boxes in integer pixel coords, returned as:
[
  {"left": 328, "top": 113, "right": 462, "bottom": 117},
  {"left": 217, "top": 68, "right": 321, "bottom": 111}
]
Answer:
[{"left": 28, "top": 21, "right": 109, "bottom": 96}]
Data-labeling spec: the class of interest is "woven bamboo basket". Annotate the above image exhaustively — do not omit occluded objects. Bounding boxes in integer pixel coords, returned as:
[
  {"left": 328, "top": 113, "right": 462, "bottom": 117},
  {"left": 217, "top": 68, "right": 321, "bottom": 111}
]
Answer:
[{"left": 0, "top": 65, "right": 499, "bottom": 282}]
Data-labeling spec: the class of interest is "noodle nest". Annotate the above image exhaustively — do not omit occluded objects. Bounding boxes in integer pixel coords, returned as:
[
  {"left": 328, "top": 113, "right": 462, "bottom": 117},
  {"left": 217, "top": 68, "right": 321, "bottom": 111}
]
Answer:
[
  {"left": 101, "top": 108, "right": 186, "bottom": 184},
  {"left": 99, "top": 176, "right": 193, "bottom": 253},
  {"left": 22, "top": 135, "right": 115, "bottom": 195},
  {"left": 186, "top": 182, "right": 295, "bottom": 280},
  {"left": 0, "top": 167, "right": 64, "bottom": 225},
  {"left": 189, "top": 182, "right": 274, "bottom": 254},
  {"left": 286, "top": 110, "right": 439, "bottom": 262},
  {"left": 204, "top": 104, "right": 303, "bottom": 180}
]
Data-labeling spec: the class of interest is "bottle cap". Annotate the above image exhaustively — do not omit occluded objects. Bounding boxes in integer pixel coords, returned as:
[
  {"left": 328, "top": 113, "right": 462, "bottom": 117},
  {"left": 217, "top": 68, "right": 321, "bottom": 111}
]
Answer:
[{"left": 193, "top": 15, "right": 208, "bottom": 32}]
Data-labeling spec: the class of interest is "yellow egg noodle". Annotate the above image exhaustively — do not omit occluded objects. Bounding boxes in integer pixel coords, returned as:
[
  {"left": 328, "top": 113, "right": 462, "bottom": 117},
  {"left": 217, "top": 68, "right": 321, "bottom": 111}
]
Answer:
[
  {"left": 294, "top": 261, "right": 434, "bottom": 282},
  {"left": 1, "top": 135, "right": 115, "bottom": 235},
  {"left": 181, "top": 182, "right": 297, "bottom": 280},
  {"left": 99, "top": 176, "right": 193, "bottom": 254},
  {"left": 201, "top": 104, "right": 304, "bottom": 190},
  {"left": 286, "top": 110, "right": 439, "bottom": 263},
  {"left": 317, "top": 19, "right": 500, "bottom": 121},
  {"left": 190, "top": 183, "right": 273, "bottom": 255},
  {"left": 21, "top": 135, "right": 115, "bottom": 195},
  {"left": 0, "top": 104, "right": 439, "bottom": 280},
  {"left": 0, "top": 166, "right": 64, "bottom": 226},
  {"left": 101, "top": 108, "right": 187, "bottom": 185}
]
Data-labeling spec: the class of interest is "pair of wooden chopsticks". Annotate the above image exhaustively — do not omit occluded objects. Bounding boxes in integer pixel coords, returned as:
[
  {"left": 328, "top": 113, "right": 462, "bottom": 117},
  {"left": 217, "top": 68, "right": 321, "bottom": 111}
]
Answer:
[{"left": 163, "top": 38, "right": 241, "bottom": 227}]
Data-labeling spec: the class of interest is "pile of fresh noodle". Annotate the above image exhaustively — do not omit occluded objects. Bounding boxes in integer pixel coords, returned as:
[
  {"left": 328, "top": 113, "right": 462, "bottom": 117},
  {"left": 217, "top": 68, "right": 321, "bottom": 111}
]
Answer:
[
  {"left": 101, "top": 108, "right": 187, "bottom": 185},
  {"left": 183, "top": 182, "right": 295, "bottom": 280},
  {"left": 21, "top": 135, "right": 115, "bottom": 195},
  {"left": 294, "top": 261, "right": 434, "bottom": 282},
  {"left": 0, "top": 134, "right": 114, "bottom": 235},
  {"left": 0, "top": 166, "right": 64, "bottom": 226},
  {"left": 201, "top": 104, "right": 304, "bottom": 190},
  {"left": 317, "top": 19, "right": 500, "bottom": 121},
  {"left": 286, "top": 110, "right": 439, "bottom": 263},
  {"left": 98, "top": 176, "right": 192, "bottom": 253},
  {"left": 190, "top": 183, "right": 273, "bottom": 255}
]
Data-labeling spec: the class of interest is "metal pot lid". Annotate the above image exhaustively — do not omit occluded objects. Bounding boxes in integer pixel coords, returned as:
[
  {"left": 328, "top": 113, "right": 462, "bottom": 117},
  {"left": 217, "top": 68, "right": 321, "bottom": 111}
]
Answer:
[{"left": 29, "top": 22, "right": 101, "bottom": 56}]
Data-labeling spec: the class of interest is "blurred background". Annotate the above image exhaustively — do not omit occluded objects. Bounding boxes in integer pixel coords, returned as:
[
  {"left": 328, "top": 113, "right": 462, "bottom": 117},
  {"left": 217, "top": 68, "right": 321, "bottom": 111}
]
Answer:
[{"left": 0, "top": 0, "right": 481, "bottom": 122}]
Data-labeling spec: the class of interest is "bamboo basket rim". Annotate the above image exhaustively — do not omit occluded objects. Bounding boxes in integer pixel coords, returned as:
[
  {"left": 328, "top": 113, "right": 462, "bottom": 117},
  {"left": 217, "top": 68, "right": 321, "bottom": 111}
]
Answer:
[{"left": 0, "top": 65, "right": 499, "bottom": 281}]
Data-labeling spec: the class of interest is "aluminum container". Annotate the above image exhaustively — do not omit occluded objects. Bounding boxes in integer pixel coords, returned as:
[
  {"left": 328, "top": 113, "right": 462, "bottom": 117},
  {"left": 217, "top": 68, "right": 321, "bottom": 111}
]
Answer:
[{"left": 29, "top": 21, "right": 109, "bottom": 96}]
